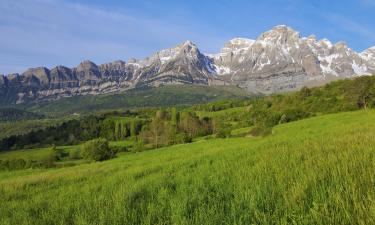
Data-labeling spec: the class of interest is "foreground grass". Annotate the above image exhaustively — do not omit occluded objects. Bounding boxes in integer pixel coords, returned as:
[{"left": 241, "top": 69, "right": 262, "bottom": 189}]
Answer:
[{"left": 2, "top": 110, "right": 375, "bottom": 224}]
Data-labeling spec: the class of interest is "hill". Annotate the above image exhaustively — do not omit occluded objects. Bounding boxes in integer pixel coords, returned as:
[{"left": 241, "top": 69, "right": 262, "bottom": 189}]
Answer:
[
  {"left": 18, "top": 85, "right": 250, "bottom": 117},
  {"left": 1, "top": 109, "right": 375, "bottom": 224},
  {"left": 2, "top": 75, "right": 375, "bottom": 151}
]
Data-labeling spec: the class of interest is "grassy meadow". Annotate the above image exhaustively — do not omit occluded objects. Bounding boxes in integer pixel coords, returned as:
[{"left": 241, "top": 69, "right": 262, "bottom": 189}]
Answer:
[{"left": 1, "top": 109, "right": 375, "bottom": 224}]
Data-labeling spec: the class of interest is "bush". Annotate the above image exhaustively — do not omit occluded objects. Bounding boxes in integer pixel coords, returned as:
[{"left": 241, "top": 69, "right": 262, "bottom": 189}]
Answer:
[
  {"left": 80, "top": 138, "right": 117, "bottom": 161},
  {"left": 174, "top": 133, "right": 193, "bottom": 144},
  {"left": 69, "top": 148, "right": 81, "bottom": 160},
  {"left": 41, "top": 151, "right": 56, "bottom": 168},
  {"left": 52, "top": 146, "right": 65, "bottom": 160},
  {"left": 110, "top": 145, "right": 128, "bottom": 153},
  {"left": 280, "top": 108, "right": 310, "bottom": 123},
  {"left": 216, "top": 128, "right": 231, "bottom": 138}
]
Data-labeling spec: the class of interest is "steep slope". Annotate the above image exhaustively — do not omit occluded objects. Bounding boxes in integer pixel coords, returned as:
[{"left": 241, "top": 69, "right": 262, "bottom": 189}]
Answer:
[
  {"left": 0, "top": 41, "right": 219, "bottom": 104},
  {"left": 211, "top": 25, "right": 374, "bottom": 93},
  {"left": 361, "top": 46, "right": 375, "bottom": 71},
  {"left": 1, "top": 25, "right": 375, "bottom": 104},
  {"left": 2, "top": 110, "right": 375, "bottom": 224},
  {"left": 133, "top": 41, "right": 218, "bottom": 86}
]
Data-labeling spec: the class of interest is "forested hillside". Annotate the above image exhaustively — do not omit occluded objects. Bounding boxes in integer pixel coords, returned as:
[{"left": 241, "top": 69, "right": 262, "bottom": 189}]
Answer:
[
  {"left": 15, "top": 85, "right": 250, "bottom": 117},
  {"left": 0, "top": 108, "right": 44, "bottom": 122},
  {"left": 1, "top": 76, "right": 375, "bottom": 153}
]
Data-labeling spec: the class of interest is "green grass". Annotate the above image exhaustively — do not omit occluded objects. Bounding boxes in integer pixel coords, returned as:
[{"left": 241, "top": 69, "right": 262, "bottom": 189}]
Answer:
[
  {"left": 0, "top": 147, "right": 53, "bottom": 161},
  {"left": 0, "top": 145, "right": 79, "bottom": 161},
  {"left": 230, "top": 126, "right": 253, "bottom": 136},
  {"left": 2, "top": 110, "right": 375, "bottom": 224}
]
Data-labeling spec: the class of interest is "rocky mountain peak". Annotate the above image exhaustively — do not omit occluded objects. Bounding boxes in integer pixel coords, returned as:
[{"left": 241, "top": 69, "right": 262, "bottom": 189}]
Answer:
[
  {"left": 74, "top": 60, "right": 101, "bottom": 83},
  {"left": 221, "top": 38, "right": 255, "bottom": 55},
  {"left": 258, "top": 25, "right": 300, "bottom": 44},
  {"left": 148, "top": 40, "right": 202, "bottom": 66},
  {"left": 317, "top": 39, "right": 333, "bottom": 49},
  {"left": 100, "top": 60, "right": 126, "bottom": 68},
  {"left": 177, "top": 40, "right": 201, "bottom": 57},
  {"left": 335, "top": 41, "right": 348, "bottom": 49},
  {"left": 182, "top": 40, "right": 197, "bottom": 48},
  {"left": 22, "top": 67, "right": 51, "bottom": 86},
  {"left": 76, "top": 60, "right": 98, "bottom": 71},
  {"left": 50, "top": 65, "right": 72, "bottom": 77},
  {"left": 1, "top": 25, "right": 375, "bottom": 104}
]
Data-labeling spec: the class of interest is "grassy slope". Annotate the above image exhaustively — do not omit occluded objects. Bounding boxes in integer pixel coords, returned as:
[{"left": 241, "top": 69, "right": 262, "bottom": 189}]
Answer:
[
  {"left": 17, "top": 85, "right": 250, "bottom": 117},
  {"left": 2, "top": 110, "right": 375, "bottom": 224}
]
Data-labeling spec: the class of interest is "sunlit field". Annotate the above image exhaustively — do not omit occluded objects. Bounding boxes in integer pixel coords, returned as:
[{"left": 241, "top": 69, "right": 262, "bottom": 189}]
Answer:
[{"left": 1, "top": 110, "right": 375, "bottom": 224}]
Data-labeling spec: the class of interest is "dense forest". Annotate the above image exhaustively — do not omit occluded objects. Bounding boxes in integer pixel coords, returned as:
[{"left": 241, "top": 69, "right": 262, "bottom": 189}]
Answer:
[{"left": 0, "top": 108, "right": 44, "bottom": 122}]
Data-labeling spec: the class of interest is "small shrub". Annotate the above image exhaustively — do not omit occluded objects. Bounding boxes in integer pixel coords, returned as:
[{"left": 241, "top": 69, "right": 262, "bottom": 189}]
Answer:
[
  {"left": 41, "top": 151, "right": 56, "bottom": 168},
  {"left": 110, "top": 146, "right": 128, "bottom": 153},
  {"left": 174, "top": 133, "right": 193, "bottom": 144},
  {"left": 52, "top": 147, "right": 65, "bottom": 160},
  {"left": 69, "top": 148, "right": 81, "bottom": 160},
  {"left": 80, "top": 138, "right": 117, "bottom": 161},
  {"left": 279, "top": 114, "right": 288, "bottom": 124},
  {"left": 216, "top": 128, "right": 231, "bottom": 138}
]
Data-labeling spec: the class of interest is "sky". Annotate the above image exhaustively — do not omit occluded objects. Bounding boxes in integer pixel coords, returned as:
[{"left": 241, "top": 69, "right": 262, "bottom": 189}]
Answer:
[{"left": 0, "top": 0, "right": 375, "bottom": 74}]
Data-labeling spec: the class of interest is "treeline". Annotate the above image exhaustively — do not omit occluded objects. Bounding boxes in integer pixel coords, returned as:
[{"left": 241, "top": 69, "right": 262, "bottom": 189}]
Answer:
[
  {"left": 189, "top": 76, "right": 375, "bottom": 135},
  {"left": 0, "top": 108, "right": 45, "bottom": 122},
  {"left": 139, "top": 108, "right": 214, "bottom": 148},
  {"left": 2, "top": 75, "right": 375, "bottom": 152},
  {"left": 0, "top": 110, "right": 147, "bottom": 151}
]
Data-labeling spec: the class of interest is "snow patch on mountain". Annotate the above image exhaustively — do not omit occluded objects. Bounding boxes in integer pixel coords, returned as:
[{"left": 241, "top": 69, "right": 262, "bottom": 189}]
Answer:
[{"left": 352, "top": 61, "right": 370, "bottom": 75}]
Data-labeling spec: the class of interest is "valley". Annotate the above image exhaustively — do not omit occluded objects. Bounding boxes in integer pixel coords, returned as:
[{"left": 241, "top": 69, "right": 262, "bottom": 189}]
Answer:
[{"left": 2, "top": 108, "right": 375, "bottom": 224}]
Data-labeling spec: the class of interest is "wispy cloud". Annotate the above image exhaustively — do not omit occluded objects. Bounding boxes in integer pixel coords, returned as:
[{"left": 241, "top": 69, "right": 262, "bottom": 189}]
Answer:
[
  {"left": 0, "top": 0, "right": 224, "bottom": 74},
  {"left": 319, "top": 12, "right": 375, "bottom": 50},
  {"left": 360, "top": 0, "right": 375, "bottom": 7}
]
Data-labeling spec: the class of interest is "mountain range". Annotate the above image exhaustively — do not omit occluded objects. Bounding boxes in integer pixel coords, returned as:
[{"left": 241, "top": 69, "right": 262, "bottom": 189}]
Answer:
[{"left": 1, "top": 25, "right": 375, "bottom": 104}]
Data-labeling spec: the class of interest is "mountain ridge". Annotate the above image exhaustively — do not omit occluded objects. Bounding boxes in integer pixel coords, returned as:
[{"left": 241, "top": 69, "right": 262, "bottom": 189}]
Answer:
[{"left": 1, "top": 25, "right": 374, "bottom": 104}]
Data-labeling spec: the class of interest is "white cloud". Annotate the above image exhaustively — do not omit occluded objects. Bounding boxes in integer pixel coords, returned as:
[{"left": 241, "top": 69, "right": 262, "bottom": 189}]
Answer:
[
  {"left": 321, "top": 13, "right": 375, "bottom": 49},
  {"left": 0, "top": 0, "right": 224, "bottom": 74}
]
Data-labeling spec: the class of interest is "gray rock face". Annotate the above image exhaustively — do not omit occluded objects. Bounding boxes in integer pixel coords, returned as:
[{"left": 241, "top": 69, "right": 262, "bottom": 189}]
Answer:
[
  {"left": 1, "top": 25, "right": 375, "bottom": 104},
  {"left": 134, "top": 41, "right": 216, "bottom": 86},
  {"left": 210, "top": 25, "right": 375, "bottom": 93}
]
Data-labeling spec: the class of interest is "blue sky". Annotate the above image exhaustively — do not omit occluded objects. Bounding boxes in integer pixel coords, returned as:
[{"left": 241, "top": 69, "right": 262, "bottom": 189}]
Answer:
[{"left": 1, "top": 0, "right": 375, "bottom": 74}]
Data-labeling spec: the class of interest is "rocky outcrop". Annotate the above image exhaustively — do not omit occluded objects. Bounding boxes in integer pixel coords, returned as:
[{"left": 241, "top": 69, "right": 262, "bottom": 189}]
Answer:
[
  {"left": 1, "top": 25, "right": 374, "bottom": 104},
  {"left": 210, "top": 25, "right": 375, "bottom": 93},
  {"left": 136, "top": 41, "right": 216, "bottom": 86}
]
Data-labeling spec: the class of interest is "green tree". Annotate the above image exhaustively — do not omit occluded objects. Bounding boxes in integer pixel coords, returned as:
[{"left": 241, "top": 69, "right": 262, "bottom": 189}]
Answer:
[
  {"left": 130, "top": 120, "right": 137, "bottom": 137},
  {"left": 80, "top": 138, "right": 117, "bottom": 161},
  {"left": 170, "top": 107, "right": 179, "bottom": 126}
]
